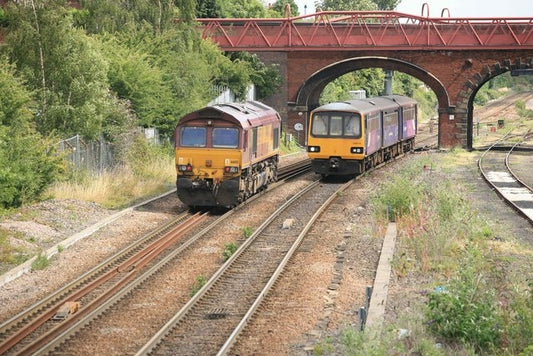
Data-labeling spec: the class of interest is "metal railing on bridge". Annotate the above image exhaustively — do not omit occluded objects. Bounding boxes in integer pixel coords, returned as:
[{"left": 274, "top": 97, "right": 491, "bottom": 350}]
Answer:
[{"left": 198, "top": 10, "right": 533, "bottom": 51}]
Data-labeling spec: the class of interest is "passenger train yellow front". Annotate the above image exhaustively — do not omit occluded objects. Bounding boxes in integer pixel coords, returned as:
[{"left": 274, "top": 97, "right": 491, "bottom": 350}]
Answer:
[{"left": 307, "top": 102, "right": 365, "bottom": 175}]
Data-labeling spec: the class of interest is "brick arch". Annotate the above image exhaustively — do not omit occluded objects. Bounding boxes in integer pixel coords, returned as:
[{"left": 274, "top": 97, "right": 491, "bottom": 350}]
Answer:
[
  {"left": 459, "top": 58, "right": 531, "bottom": 149},
  {"left": 295, "top": 56, "right": 449, "bottom": 111}
]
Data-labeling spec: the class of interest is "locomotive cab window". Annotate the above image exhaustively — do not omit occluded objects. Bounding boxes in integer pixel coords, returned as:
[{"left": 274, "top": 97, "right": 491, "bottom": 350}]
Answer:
[
  {"left": 180, "top": 127, "right": 206, "bottom": 147},
  {"left": 212, "top": 127, "right": 239, "bottom": 148}
]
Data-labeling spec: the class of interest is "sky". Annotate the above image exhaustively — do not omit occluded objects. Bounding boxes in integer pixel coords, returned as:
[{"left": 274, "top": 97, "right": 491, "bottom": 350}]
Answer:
[{"left": 292, "top": 0, "right": 533, "bottom": 18}]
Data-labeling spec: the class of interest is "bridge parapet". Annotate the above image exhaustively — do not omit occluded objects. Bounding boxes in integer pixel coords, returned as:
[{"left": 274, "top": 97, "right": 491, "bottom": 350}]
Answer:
[{"left": 199, "top": 11, "right": 533, "bottom": 51}]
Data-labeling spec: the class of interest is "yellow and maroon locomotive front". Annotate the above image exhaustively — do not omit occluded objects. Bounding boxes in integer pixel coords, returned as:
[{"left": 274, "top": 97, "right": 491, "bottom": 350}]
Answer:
[{"left": 175, "top": 101, "right": 281, "bottom": 207}]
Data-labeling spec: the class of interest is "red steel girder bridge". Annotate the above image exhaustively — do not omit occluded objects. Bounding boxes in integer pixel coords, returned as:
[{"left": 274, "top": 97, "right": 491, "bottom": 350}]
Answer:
[{"left": 198, "top": 11, "right": 533, "bottom": 51}]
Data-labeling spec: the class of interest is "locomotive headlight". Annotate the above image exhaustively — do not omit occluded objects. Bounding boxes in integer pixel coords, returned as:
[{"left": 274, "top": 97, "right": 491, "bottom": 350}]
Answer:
[
  {"left": 177, "top": 164, "right": 193, "bottom": 172},
  {"left": 307, "top": 146, "right": 320, "bottom": 153},
  {"left": 350, "top": 147, "right": 364, "bottom": 154},
  {"left": 224, "top": 166, "right": 239, "bottom": 174}
]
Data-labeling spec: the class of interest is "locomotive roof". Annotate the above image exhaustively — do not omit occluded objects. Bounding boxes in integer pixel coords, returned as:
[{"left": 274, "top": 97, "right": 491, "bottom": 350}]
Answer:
[
  {"left": 179, "top": 101, "right": 279, "bottom": 129},
  {"left": 313, "top": 95, "right": 415, "bottom": 115}
]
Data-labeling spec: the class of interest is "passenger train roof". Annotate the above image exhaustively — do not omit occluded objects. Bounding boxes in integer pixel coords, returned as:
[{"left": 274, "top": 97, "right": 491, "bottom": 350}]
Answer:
[
  {"left": 313, "top": 95, "right": 416, "bottom": 115},
  {"left": 178, "top": 101, "right": 279, "bottom": 129}
]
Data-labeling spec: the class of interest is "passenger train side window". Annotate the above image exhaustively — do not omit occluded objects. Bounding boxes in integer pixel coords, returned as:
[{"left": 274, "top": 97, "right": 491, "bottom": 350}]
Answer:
[{"left": 180, "top": 127, "right": 206, "bottom": 147}]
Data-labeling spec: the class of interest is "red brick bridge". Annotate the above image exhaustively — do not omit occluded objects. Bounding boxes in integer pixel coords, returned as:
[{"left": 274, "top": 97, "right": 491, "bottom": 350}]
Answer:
[{"left": 199, "top": 10, "right": 533, "bottom": 148}]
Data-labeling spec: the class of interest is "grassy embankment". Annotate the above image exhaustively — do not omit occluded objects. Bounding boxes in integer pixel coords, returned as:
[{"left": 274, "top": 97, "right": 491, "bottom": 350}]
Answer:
[{"left": 314, "top": 151, "right": 532, "bottom": 355}]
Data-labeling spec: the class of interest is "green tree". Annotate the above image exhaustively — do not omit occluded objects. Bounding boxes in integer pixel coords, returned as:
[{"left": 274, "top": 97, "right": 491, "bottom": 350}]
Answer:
[
  {"left": 270, "top": 0, "right": 300, "bottom": 16},
  {"left": 316, "top": 0, "right": 377, "bottom": 11},
  {"left": 320, "top": 68, "right": 385, "bottom": 104},
  {"left": 0, "top": 57, "right": 63, "bottom": 209},
  {"left": 4, "top": 1, "right": 115, "bottom": 140},
  {"left": 218, "top": 0, "right": 268, "bottom": 18},
  {"left": 226, "top": 52, "right": 283, "bottom": 100},
  {"left": 0, "top": 7, "right": 7, "bottom": 26},
  {"left": 98, "top": 33, "right": 174, "bottom": 132},
  {"left": 78, "top": 0, "right": 191, "bottom": 32},
  {"left": 374, "top": 0, "right": 399, "bottom": 10},
  {"left": 196, "top": 0, "right": 223, "bottom": 18}
]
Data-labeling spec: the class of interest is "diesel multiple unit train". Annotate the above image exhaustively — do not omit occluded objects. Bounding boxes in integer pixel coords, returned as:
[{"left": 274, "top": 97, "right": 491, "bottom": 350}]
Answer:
[
  {"left": 174, "top": 101, "right": 281, "bottom": 208},
  {"left": 307, "top": 95, "right": 417, "bottom": 176},
  {"left": 174, "top": 95, "right": 417, "bottom": 207}
]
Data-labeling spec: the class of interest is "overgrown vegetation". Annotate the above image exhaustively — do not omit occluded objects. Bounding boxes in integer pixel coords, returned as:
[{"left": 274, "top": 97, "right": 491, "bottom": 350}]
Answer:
[
  {"left": 222, "top": 242, "right": 238, "bottom": 262},
  {"left": 47, "top": 135, "right": 175, "bottom": 209},
  {"left": 0, "top": 0, "right": 285, "bottom": 210},
  {"left": 241, "top": 226, "right": 253, "bottom": 239},
  {"left": 31, "top": 252, "right": 50, "bottom": 271},
  {"left": 0, "top": 57, "right": 64, "bottom": 209},
  {"left": 190, "top": 275, "right": 207, "bottom": 297},
  {"left": 333, "top": 152, "right": 533, "bottom": 355}
]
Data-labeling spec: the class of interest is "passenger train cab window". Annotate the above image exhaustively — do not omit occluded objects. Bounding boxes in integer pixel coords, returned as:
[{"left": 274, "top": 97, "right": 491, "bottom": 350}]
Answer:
[
  {"left": 330, "top": 115, "right": 343, "bottom": 136},
  {"left": 311, "top": 113, "right": 361, "bottom": 138},
  {"left": 344, "top": 115, "right": 361, "bottom": 137},
  {"left": 212, "top": 127, "right": 239, "bottom": 148},
  {"left": 180, "top": 127, "right": 206, "bottom": 147},
  {"left": 312, "top": 114, "right": 328, "bottom": 136}
]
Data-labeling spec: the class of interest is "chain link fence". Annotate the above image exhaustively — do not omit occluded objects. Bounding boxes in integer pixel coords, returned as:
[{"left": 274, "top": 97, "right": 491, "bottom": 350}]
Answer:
[
  {"left": 58, "top": 135, "right": 115, "bottom": 172},
  {"left": 58, "top": 128, "right": 162, "bottom": 172}
]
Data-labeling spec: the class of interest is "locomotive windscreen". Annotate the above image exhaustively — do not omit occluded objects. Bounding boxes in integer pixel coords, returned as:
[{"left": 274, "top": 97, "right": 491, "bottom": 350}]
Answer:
[
  {"left": 180, "top": 127, "right": 206, "bottom": 147},
  {"left": 213, "top": 128, "right": 239, "bottom": 148}
]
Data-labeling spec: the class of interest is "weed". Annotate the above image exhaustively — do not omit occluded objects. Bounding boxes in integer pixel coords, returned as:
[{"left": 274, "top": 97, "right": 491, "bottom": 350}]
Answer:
[
  {"left": 222, "top": 242, "right": 238, "bottom": 262},
  {"left": 31, "top": 253, "right": 50, "bottom": 271},
  {"left": 426, "top": 262, "right": 502, "bottom": 352},
  {"left": 241, "top": 226, "right": 253, "bottom": 239},
  {"left": 190, "top": 275, "right": 207, "bottom": 297},
  {"left": 57, "top": 245, "right": 64, "bottom": 253}
]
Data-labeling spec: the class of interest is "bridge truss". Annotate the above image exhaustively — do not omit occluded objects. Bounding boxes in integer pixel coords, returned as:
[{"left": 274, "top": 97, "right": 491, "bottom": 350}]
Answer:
[{"left": 198, "top": 11, "right": 533, "bottom": 51}]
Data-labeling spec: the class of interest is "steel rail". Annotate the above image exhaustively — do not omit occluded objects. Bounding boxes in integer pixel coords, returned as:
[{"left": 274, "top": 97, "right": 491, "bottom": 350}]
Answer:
[
  {"left": 0, "top": 211, "right": 190, "bottom": 354},
  {"left": 217, "top": 179, "right": 353, "bottom": 355},
  {"left": 135, "top": 178, "right": 322, "bottom": 355},
  {"left": 0, "top": 212, "right": 205, "bottom": 355},
  {"left": 135, "top": 173, "right": 355, "bottom": 355},
  {"left": 32, "top": 209, "right": 240, "bottom": 355},
  {"left": 478, "top": 132, "right": 533, "bottom": 225},
  {"left": 13, "top": 159, "right": 310, "bottom": 354}
]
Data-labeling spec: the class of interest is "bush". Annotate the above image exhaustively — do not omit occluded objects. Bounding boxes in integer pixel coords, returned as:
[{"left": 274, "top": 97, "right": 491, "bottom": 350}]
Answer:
[
  {"left": 0, "top": 8, "right": 7, "bottom": 27},
  {"left": 426, "top": 261, "right": 502, "bottom": 352},
  {"left": 0, "top": 58, "right": 64, "bottom": 209},
  {"left": 241, "top": 226, "right": 253, "bottom": 239}
]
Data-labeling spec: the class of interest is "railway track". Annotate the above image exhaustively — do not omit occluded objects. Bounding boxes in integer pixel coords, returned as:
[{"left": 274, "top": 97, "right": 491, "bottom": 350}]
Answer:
[
  {"left": 478, "top": 134, "right": 533, "bottom": 225},
  {"left": 136, "top": 177, "right": 353, "bottom": 355},
  {"left": 0, "top": 160, "right": 311, "bottom": 355},
  {"left": 0, "top": 211, "right": 213, "bottom": 355}
]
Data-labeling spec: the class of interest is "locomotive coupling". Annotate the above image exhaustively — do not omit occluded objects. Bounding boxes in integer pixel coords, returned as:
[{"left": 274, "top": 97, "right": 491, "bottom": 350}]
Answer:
[{"left": 329, "top": 157, "right": 341, "bottom": 169}]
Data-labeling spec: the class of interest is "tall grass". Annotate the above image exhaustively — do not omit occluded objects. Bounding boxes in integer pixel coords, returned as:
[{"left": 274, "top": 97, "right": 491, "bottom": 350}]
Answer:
[{"left": 48, "top": 136, "right": 175, "bottom": 209}]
